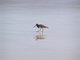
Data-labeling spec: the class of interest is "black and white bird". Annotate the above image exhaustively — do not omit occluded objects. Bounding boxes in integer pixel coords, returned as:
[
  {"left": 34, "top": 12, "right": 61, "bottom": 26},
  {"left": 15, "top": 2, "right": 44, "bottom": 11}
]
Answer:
[{"left": 33, "top": 24, "right": 48, "bottom": 32}]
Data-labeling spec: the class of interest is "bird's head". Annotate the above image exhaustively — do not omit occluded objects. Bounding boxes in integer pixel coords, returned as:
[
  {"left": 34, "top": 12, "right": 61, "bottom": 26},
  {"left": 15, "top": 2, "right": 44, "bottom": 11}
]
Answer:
[
  {"left": 36, "top": 24, "right": 38, "bottom": 26},
  {"left": 33, "top": 24, "right": 38, "bottom": 28}
]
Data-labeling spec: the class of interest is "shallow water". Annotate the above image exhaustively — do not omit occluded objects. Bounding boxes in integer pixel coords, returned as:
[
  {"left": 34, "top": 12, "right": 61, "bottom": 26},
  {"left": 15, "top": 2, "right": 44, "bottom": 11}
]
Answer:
[{"left": 0, "top": 2, "right": 80, "bottom": 60}]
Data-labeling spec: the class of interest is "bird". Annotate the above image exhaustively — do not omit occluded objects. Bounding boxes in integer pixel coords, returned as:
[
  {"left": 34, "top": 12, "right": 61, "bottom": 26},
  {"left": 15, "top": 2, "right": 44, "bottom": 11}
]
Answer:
[{"left": 33, "top": 24, "right": 48, "bottom": 32}]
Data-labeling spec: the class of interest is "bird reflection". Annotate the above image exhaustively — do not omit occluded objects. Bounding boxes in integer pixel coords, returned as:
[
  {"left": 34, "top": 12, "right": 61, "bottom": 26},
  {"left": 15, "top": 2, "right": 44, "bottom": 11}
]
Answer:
[
  {"left": 35, "top": 35, "right": 45, "bottom": 40},
  {"left": 34, "top": 31, "right": 45, "bottom": 40}
]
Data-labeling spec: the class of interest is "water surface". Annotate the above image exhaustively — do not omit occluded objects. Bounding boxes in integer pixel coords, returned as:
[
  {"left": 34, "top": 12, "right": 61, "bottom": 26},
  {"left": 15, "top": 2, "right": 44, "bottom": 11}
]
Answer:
[{"left": 0, "top": 2, "right": 80, "bottom": 60}]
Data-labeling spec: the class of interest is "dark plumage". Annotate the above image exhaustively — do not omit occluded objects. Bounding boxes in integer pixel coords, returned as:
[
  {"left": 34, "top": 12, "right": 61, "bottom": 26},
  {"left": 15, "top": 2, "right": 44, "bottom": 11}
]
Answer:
[
  {"left": 35, "top": 24, "right": 48, "bottom": 28},
  {"left": 34, "top": 24, "right": 48, "bottom": 32}
]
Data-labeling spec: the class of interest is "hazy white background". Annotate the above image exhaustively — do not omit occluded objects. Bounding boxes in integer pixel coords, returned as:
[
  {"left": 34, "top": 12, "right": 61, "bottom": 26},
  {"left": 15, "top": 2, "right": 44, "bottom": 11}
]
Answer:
[{"left": 0, "top": 0, "right": 80, "bottom": 60}]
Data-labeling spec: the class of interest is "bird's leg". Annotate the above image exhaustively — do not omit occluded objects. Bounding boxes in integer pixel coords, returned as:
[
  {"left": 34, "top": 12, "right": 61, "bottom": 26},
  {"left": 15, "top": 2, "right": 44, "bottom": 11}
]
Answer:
[
  {"left": 41, "top": 28, "right": 44, "bottom": 35},
  {"left": 36, "top": 28, "right": 41, "bottom": 32}
]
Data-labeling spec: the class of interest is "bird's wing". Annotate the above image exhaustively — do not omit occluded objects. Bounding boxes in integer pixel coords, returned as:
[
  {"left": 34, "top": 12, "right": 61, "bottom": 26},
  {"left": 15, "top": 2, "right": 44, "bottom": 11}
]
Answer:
[
  {"left": 39, "top": 24, "right": 48, "bottom": 28},
  {"left": 39, "top": 24, "right": 44, "bottom": 26},
  {"left": 39, "top": 24, "right": 46, "bottom": 26}
]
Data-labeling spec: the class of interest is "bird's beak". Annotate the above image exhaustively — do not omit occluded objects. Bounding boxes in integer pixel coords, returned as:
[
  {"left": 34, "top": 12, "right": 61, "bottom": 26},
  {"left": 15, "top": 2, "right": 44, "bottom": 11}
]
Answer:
[{"left": 33, "top": 25, "right": 36, "bottom": 28}]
